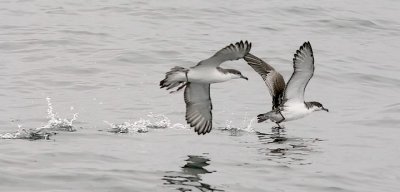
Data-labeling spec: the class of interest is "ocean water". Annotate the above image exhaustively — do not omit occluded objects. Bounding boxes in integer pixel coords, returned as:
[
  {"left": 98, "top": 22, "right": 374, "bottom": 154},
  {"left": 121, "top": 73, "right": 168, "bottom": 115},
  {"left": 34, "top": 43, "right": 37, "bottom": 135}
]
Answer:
[{"left": 1, "top": 0, "right": 400, "bottom": 191}]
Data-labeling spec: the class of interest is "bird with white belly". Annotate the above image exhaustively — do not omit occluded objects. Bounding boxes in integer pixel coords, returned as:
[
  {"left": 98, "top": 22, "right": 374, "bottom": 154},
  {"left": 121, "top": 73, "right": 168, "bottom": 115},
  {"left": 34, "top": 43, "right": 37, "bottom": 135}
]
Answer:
[
  {"left": 160, "top": 41, "right": 251, "bottom": 135},
  {"left": 244, "top": 42, "right": 328, "bottom": 128}
]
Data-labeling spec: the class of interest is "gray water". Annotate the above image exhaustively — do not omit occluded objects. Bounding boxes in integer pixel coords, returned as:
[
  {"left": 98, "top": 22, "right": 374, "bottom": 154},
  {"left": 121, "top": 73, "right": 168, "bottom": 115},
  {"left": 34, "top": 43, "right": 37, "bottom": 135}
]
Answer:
[{"left": 1, "top": 0, "right": 400, "bottom": 191}]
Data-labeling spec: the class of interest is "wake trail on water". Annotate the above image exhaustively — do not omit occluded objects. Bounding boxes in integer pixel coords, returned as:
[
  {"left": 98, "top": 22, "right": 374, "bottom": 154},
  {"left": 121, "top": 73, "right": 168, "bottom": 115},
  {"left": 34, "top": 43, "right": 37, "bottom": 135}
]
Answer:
[
  {"left": 1, "top": 99, "right": 259, "bottom": 139},
  {"left": 104, "top": 112, "right": 258, "bottom": 135},
  {"left": 104, "top": 112, "right": 187, "bottom": 134}
]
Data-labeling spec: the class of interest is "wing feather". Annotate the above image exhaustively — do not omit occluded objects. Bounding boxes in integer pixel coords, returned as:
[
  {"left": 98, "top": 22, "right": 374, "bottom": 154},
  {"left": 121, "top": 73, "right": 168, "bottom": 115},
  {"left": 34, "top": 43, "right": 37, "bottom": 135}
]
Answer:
[
  {"left": 284, "top": 42, "right": 314, "bottom": 104},
  {"left": 244, "top": 53, "right": 285, "bottom": 109},
  {"left": 184, "top": 83, "right": 213, "bottom": 135},
  {"left": 195, "top": 41, "right": 252, "bottom": 68}
]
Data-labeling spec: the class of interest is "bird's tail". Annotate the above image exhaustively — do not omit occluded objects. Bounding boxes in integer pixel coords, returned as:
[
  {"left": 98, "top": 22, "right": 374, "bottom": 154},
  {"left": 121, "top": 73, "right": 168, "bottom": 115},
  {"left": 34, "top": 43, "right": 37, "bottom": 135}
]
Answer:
[
  {"left": 257, "top": 113, "right": 269, "bottom": 123},
  {"left": 160, "top": 66, "right": 189, "bottom": 93}
]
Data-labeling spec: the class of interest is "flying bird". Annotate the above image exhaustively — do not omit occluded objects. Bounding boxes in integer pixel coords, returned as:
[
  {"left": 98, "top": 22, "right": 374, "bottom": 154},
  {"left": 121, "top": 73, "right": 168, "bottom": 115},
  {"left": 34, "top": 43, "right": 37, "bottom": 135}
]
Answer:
[
  {"left": 244, "top": 42, "right": 328, "bottom": 128},
  {"left": 160, "top": 41, "right": 251, "bottom": 134}
]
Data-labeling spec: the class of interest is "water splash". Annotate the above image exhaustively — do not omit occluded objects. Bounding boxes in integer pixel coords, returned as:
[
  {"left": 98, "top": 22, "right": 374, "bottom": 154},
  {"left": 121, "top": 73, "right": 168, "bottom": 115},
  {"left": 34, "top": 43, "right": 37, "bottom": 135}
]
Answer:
[
  {"left": 0, "top": 97, "right": 78, "bottom": 140},
  {"left": 225, "top": 120, "right": 233, "bottom": 130},
  {"left": 245, "top": 118, "right": 257, "bottom": 131},
  {"left": 146, "top": 113, "right": 171, "bottom": 129},
  {"left": 219, "top": 114, "right": 256, "bottom": 135},
  {"left": 40, "top": 97, "right": 78, "bottom": 132},
  {"left": 104, "top": 120, "right": 150, "bottom": 133},
  {"left": 0, "top": 123, "right": 54, "bottom": 140},
  {"left": 0, "top": 127, "right": 53, "bottom": 140},
  {"left": 104, "top": 113, "right": 186, "bottom": 133}
]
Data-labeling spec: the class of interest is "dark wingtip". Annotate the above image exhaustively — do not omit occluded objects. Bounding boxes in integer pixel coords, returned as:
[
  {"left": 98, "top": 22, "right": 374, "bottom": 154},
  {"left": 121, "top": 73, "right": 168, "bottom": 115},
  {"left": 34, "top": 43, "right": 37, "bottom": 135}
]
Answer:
[
  {"left": 195, "top": 130, "right": 207, "bottom": 135},
  {"left": 235, "top": 41, "right": 241, "bottom": 48},
  {"left": 193, "top": 123, "right": 212, "bottom": 135},
  {"left": 302, "top": 41, "right": 312, "bottom": 51},
  {"left": 293, "top": 42, "right": 310, "bottom": 63},
  {"left": 249, "top": 42, "right": 252, "bottom": 51},
  {"left": 245, "top": 40, "right": 252, "bottom": 53}
]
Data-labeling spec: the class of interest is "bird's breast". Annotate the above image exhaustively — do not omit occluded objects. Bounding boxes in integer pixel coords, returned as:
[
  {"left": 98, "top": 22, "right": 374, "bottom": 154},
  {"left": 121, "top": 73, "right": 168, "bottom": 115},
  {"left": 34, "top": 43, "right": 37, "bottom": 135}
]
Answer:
[{"left": 281, "top": 103, "right": 312, "bottom": 121}]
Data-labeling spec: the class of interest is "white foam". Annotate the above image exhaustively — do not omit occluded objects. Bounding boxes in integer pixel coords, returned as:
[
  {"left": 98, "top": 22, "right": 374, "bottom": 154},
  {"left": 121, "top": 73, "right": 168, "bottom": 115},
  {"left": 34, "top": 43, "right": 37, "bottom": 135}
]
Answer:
[{"left": 104, "top": 112, "right": 186, "bottom": 133}]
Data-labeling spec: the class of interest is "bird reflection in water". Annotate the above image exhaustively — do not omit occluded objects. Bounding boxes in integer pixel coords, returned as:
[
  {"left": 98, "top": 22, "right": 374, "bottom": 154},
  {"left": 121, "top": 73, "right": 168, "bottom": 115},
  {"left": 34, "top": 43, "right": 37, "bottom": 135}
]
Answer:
[
  {"left": 255, "top": 128, "right": 321, "bottom": 165},
  {"left": 163, "top": 155, "right": 223, "bottom": 192},
  {"left": 256, "top": 128, "right": 288, "bottom": 145}
]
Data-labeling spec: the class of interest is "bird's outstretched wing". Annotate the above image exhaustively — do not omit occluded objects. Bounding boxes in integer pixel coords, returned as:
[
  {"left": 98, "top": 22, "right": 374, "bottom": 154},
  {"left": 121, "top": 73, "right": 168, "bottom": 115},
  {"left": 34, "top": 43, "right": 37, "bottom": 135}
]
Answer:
[
  {"left": 284, "top": 42, "right": 314, "bottom": 104},
  {"left": 244, "top": 53, "right": 285, "bottom": 109},
  {"left": 195, "top": 41, "right": 252, "bottom": 68},
  {"left": 184, "top": 83, "right": 213, "bottom": 135}
]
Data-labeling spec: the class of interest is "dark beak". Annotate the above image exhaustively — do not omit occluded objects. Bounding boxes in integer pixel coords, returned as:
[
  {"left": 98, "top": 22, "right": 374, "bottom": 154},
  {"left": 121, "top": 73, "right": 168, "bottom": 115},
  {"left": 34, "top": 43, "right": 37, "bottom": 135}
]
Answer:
[
  {"left": 240, "top": 75, "right": 248, "bottom": 80},
  {"left": 322, "top": 107, "right": 329, "bottom": 112}
]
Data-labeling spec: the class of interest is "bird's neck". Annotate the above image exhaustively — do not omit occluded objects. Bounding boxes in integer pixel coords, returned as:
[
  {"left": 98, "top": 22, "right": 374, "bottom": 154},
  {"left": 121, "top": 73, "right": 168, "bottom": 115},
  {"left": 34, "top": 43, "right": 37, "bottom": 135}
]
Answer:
[
  {"left": 216, "top": 67, "right": 236, "bottom": 79},
  {"left": 304, "top": 102, "right": 318, "bottom": 112}
]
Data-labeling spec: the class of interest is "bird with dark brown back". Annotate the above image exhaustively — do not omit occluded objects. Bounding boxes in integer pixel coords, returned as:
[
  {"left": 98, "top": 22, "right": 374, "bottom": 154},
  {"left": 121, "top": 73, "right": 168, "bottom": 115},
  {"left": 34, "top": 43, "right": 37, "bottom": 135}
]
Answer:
[{"left": 244, "top": 42, "right": 329, "bottom": 129}]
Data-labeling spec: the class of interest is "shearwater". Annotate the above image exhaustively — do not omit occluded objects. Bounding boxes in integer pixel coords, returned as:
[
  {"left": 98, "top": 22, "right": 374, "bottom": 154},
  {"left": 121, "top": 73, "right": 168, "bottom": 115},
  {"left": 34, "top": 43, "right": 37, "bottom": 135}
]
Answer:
[
  {"left": 244, "top": 41, "right": 328, "bottom": 128},
  {"left": 160, "top": 41, "right": 251, "bottom": 135}
]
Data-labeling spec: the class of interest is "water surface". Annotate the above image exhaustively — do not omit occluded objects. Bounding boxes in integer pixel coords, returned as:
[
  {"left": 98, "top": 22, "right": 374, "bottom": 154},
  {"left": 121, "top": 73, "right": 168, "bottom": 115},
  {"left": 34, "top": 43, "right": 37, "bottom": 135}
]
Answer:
[{"left": 0, "top": 0, "right": 400, "bottom": 191}]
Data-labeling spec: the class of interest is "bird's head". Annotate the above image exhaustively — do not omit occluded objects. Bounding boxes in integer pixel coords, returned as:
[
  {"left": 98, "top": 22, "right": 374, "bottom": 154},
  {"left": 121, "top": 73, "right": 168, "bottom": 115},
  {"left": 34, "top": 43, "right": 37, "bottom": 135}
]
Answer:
[
  {"left": 309, "top": 101, "right": 329, "bottom": 112},
  {"left": 225, "top": 69, "right": 248, "bottom": 80}
]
